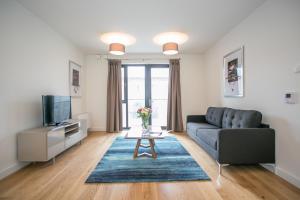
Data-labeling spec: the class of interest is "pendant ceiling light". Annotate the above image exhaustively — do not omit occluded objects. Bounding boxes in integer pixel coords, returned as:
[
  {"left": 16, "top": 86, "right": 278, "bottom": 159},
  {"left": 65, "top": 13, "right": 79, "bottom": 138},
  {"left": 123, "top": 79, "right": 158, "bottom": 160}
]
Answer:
[
  {"left": 162, "top": 42, "right": 178, "bottom": 55},
  {"left": 100, "top": 32, "right": 136, "bottom": 55},
  {"left": 153, "top": 32, "right": 188, "bottom": 55},
  {"left": 109, "top": 43, "right": 125, "bottom": 55}
]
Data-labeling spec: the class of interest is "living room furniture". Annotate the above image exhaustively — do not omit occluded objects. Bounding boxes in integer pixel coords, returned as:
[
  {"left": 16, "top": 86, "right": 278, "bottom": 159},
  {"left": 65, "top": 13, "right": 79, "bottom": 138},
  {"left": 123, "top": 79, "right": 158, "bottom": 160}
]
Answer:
[
  {"left": 125, "top": 127, "right": 166, "bottom": 159},
  {"left": 18, "top": 119, "right": 87, "bottom": 163},
  {"left": 186, "top": 107, "right": 275, "bottom": 174}
]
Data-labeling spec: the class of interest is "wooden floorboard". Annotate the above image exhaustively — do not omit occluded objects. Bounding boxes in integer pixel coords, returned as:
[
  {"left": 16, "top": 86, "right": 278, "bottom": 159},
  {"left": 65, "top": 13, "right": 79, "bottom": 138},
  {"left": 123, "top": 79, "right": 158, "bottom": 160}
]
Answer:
[{"left": 0, "top": 132, "right": 300, "bottom": 200}]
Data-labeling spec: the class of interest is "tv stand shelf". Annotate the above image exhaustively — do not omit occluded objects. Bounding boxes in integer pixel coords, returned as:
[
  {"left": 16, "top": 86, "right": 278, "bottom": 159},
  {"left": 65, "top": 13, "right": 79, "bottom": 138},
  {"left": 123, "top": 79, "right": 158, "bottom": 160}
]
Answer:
[
  {"left": 17, "top": 119, "right": 87, "bottom": 163},
  {"left": 65, "top": 123, "right": 80, "bottom": 134},
  {"left": 65, "top": 128, "right": 79, "bottom": 135}
]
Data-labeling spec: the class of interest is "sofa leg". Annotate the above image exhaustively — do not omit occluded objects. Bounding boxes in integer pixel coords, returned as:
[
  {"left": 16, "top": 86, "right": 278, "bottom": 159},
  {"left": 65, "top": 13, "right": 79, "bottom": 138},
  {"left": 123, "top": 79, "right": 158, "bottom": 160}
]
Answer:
[
  {"left": 216, "top": 161, "right": 229, "bottom": 176},
  {"left": 218, "top": 162, "right": 222, "bottom": 175}
]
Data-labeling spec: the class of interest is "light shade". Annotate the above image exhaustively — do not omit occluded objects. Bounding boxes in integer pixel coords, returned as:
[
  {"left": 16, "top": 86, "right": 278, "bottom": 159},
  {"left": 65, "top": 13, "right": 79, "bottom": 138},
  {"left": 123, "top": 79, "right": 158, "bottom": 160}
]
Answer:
[
  {"left": 163, "top": 42, "right": 178, "bottom": 55},
  {"left": 109, "top": 43, "right": 125, "bottom": 55},
  {"left": 100, "top": 32, "right": 136, "bottom": 46},
  {"left": 153, "top": 32, "right": 188, "bottom": 45}
]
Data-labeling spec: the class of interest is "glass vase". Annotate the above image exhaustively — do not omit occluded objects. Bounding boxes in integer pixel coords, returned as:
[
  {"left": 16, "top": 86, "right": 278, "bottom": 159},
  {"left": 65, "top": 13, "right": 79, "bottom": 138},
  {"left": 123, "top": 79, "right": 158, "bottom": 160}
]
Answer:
[{"left": 142, "top": 118, "right": 149, "bottom": 130}]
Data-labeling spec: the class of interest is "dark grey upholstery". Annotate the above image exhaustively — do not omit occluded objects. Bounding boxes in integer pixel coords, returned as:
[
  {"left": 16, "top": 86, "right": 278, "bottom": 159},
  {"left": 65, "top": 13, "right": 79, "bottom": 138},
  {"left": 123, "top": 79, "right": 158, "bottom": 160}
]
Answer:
[
  {"left": 187, "top": 122, "right": 218, "bottom": 131},
  {"left": 187, "top": 130, "right": 218, "bottom": 160},
  {"left": 205, "top": 107, "right": 225, "bottom": 127},
  {"left": 186, "top": 115, "right": 206, "bottom": 123},
  {"left": 222, "top": 108, "right": 262, "bottom": 128},
  {"left": 218, "top": 128, "right": 275, "bottom": 164},
  {"left": 186, "top": 107, "right": 275, "bottom": 165},
  {"left": 196, "top": 129, "right": 219, "bottom": 150}
]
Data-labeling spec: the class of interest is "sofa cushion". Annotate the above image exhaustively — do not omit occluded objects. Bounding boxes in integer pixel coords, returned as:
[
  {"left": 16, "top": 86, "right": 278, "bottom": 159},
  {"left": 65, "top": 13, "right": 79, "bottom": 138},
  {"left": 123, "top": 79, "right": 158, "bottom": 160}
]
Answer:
[
  {"left": 186, "top": 122, "right": 218, "bottom": 139},
  {"left": 196, "top": 129, "right": 220, "bottom": 150},
  {"left": 222, "top": 108, "right": 262, "bottom": 128},
  {"left": 205, "top": 107, "right": 225, "bottom": 127},
  {"left": 187, "top": 122, "right": 219, "bottom": 131}
]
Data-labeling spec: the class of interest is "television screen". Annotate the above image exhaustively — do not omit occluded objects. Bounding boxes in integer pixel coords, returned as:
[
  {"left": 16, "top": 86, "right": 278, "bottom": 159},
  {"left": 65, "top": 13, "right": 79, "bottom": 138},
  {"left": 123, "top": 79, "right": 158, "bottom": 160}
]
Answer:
[{"left": 42, "top": 95, "right": 71, "bottom": 126}]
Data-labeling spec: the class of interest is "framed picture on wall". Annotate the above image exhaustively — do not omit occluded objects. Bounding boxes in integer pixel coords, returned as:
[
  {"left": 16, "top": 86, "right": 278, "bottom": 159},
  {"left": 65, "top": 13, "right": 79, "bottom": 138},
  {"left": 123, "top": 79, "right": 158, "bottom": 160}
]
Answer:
[
  {"left": 69, "top": 61, "right": 81, "bottom": 97},
  {"left": 223, "top": 46, "right": 244, "bottom": 97}
]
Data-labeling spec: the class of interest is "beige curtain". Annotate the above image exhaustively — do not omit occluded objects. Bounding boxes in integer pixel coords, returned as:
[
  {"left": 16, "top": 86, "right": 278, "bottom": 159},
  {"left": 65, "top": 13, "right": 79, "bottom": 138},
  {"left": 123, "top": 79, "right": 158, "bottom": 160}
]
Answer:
[
  {"left": 167, "top": 59, "right": 184, "bottom": 132},
  {"left": 106, "top": 59, "right": 123, "bottom": 133}
]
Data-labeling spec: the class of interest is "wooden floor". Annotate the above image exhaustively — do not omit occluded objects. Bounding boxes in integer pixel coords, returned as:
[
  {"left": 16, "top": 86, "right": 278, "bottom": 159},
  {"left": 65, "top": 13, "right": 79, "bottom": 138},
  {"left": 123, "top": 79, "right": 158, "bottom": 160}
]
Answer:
[{"left": 1, "top": 132, "right": 300, "bottom": 200}]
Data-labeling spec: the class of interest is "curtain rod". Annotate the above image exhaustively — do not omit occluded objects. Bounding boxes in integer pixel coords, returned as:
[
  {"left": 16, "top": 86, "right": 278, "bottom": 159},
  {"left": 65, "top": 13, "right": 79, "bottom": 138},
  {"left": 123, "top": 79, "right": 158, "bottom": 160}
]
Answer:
[
  {"left": 99, "top": 55, "right": 181, "bottom": 61},
  {"left": 103, "top": 58, "right": 181, "bottom": 61}
]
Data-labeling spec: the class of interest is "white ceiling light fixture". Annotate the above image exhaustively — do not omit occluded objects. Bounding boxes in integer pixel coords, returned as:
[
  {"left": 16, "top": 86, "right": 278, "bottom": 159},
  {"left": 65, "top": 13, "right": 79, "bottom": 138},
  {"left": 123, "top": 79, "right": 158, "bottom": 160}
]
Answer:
[
  {"left": 100, "top": 32, "right": 136, "bottom": 55},
  {"left": 153, "top": 32, "right": 188, "bottom": 55},
  {"left": 162, "top": 42, "right": 179, "bottom": 55},
  {"left": 109, "top": 43, "right": 125, "bottom": 56}
]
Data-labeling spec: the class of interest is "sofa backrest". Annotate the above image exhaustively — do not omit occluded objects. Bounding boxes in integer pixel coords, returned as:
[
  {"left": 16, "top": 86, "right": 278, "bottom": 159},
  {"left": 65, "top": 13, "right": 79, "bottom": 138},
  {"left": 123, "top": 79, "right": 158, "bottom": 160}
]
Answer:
[
  {"left": 205, "top": 107, "right": 225, "bottom": 127},
  {"left": 222, "top": 108, "right": 262, "bottom": 128}
]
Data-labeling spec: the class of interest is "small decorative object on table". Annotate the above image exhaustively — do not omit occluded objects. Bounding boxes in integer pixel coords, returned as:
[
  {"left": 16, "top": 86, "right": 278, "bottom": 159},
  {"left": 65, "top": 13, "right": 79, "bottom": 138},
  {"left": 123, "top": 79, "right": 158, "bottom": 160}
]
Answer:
[
  {"left": 125, "top": 126, "right": 166, "bottom": 159},
  {"left": 137, "top": 107, "right": 151, "bottom": 130}
]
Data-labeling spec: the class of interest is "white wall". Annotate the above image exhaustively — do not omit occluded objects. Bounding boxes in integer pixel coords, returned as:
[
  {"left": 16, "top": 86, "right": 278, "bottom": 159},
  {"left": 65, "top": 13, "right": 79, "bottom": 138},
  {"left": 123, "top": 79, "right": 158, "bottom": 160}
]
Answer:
[
  {"left": 0, "top": 0, "right": 85, "bottom": 179},
  {"left": 180, "top": 55, "right": 207, "bottom": 126},
  {"left": 85, "top": 54, "right": 206, "bottom": 131},
  {"left": 85, "top": 55, "right": 108, "bottom": 131},
  {"left": 203, "top": 0, "right": 300, "bottom": 187}
]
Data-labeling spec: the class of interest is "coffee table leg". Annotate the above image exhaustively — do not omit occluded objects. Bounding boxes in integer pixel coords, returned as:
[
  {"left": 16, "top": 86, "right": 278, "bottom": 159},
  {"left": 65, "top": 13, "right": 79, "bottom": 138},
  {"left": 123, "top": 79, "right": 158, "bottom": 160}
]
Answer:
[
  {"left": 134, "top": 139, "right": 141, "bottom": 159},
  {"left": 149, "top": 139, "right": 157, "bottom": 159}
]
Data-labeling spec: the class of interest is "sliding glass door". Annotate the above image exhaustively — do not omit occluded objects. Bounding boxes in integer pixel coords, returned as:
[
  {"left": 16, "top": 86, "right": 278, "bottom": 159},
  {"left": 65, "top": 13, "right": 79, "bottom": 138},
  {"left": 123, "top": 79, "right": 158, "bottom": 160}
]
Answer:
[
  {"left": 122, "top": 64, "right": 169, "bottom": 129},
  {"left": 150, "top": 67, "right": 169, "bottom": 127}
]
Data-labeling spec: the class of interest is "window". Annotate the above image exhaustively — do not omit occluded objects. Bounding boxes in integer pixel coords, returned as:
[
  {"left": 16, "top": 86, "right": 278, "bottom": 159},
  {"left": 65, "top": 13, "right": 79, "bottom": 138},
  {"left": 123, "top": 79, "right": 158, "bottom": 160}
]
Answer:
[{"left": 122, "top": 64, "right": 169, "bottom": 129}]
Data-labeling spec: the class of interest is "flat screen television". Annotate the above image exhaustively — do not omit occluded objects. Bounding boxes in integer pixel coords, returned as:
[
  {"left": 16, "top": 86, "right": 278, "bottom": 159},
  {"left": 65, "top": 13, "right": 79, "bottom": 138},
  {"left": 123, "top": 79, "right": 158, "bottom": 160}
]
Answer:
[{"left": 42, "top": 95, "right": 72, "bottom": 126}]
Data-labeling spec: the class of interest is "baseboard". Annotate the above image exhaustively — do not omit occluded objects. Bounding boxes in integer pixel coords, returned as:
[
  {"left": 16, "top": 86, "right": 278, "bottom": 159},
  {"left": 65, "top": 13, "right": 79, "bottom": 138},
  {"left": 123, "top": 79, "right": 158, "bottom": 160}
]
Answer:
[
  {"left": 276, "top": 167, "right": 300, "bottom": 189},
  {"left": 0, "top": 162, "right": 30, "bottom": 180},
  {"left": 260, "top": 163, "right": 276, "bottom": 173},
  {"left": 88, "top": 127, "right": 106, "bottom": 132}
]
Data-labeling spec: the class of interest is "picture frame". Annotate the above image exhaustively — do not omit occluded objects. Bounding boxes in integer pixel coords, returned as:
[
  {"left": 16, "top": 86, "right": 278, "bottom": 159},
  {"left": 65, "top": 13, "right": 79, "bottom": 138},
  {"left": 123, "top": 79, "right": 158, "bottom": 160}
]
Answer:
[
  {"left": 223, "top": 46, "right": 244, "bottom": 97},
  {"left": 69, "top": 61, "right": 82, "bottom": 97}
]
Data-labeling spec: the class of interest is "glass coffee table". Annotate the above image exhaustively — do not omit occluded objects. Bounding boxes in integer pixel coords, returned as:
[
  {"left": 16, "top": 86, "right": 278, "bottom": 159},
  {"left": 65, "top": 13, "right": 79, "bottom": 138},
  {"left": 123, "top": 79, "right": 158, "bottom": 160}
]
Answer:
[{"left": 125, "top": 126, "right": 167, "bottom": 159}]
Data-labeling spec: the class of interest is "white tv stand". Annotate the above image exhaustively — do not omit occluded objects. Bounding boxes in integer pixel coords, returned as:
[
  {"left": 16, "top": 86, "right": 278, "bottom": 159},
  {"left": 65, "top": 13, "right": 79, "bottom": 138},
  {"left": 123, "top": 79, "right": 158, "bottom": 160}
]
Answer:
[{"left": 17, "top": 119, "right": 87, "bottom": 163}]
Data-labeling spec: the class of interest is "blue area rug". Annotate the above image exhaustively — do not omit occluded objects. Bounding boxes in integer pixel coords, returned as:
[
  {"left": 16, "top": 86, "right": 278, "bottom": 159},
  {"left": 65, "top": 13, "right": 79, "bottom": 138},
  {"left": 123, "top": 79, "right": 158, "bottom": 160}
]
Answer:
[{"left": 86, "top": 136, "right": 210, "bottom": 183}]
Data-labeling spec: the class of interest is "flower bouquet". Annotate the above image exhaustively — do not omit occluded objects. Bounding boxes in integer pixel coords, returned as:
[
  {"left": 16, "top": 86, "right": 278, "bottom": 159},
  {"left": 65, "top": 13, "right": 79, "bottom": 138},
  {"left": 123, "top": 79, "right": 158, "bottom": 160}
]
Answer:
[{"left": 137, "top": 107, "right": 152, "bottom": 129}]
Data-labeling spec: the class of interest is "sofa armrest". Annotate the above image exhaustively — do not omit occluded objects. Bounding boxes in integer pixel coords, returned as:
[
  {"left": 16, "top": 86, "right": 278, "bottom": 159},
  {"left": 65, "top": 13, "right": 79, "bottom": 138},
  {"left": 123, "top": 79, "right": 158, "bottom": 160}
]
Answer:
[
  {"left": 260, "top": 123, "right": 270, "bottom": 128},
  {"left": 217, "top": 128, "right": 275, "bottom": 164},
  {"left": 186, "top": 115, "right": 206, "bottom": 123}
]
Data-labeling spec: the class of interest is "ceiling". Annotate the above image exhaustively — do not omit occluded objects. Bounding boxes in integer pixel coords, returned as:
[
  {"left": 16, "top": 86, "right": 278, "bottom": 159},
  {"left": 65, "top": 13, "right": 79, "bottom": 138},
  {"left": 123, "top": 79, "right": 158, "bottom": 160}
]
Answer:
[{"left": 17, "top": 0, "right": 265, "bottom": 54}]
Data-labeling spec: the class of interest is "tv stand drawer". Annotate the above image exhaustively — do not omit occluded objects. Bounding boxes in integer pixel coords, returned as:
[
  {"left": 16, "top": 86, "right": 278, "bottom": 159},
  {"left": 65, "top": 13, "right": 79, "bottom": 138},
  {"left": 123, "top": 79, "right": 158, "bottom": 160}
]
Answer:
[
  {"left": 48, "top": 142, "right": 65, "bottom": 159},
  {"left": 47, "top": 129, "right": 65, "bottom": 159},
  {"left": 65, "top": 131, "right": 82, "bottom": 149}
]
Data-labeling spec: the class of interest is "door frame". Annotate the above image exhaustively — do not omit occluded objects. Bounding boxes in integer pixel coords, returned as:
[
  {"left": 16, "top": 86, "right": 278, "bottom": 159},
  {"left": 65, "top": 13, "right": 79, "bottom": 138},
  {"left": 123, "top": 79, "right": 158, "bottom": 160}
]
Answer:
[{"left": 122, "top": 64, "right": 169, "bottom": 129}]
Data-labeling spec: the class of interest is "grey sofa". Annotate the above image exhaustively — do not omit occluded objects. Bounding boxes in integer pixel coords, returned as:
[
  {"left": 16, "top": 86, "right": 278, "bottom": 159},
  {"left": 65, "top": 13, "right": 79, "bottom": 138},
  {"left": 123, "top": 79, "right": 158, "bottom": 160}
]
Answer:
[{"left": 187, "top": 107, "right": 275, "bottom": 173}]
